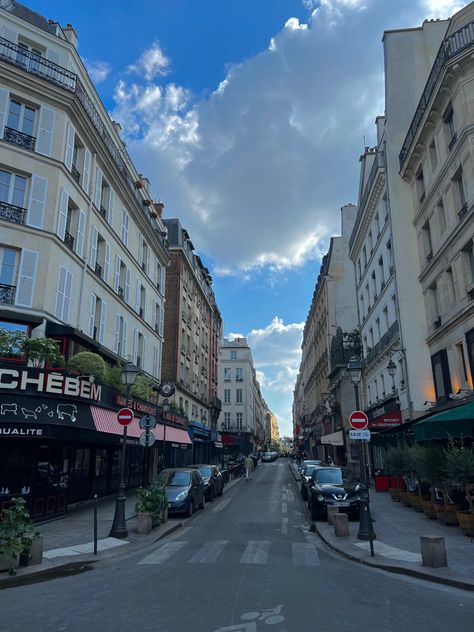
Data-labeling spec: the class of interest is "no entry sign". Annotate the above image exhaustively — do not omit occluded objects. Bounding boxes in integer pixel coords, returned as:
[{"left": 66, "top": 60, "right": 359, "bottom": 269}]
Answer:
[
  {"left": 117, "top": 407, "right": 134, "bottom": 425},
  {"left": 349, "top": 410, "right": 368, "bottom": 430}
]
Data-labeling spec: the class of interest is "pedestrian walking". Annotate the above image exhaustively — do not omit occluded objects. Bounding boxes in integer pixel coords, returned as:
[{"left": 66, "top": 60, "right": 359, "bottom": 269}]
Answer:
[{"left": 244, "top": 455, "right": 255, "bottom": 481}]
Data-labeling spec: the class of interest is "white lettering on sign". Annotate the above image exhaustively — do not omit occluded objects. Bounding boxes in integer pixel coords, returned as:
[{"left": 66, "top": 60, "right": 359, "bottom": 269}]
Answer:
[
  {"left": 0, "top": 369, "right": 101, "bottom": 401},
  {"left": 349, "top": 429, "right": 371, "bottom": 441},
  {"left": 0, "top": 427, "right": 43, "bottom": 436}
]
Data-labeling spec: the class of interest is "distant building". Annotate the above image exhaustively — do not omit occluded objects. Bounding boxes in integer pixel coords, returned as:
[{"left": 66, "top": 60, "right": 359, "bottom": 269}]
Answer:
[{"left": 265, "top": 408, "right": 279, "bottom": 447}]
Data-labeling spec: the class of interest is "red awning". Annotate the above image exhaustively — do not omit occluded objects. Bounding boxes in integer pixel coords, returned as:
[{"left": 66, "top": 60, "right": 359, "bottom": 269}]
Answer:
[{"left": 90, "top": 406, "right": 191, "bottom": 444}]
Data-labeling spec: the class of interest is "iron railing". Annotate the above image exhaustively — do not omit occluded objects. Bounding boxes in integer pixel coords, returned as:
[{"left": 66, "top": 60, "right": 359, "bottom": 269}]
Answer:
[
  {"left": 3, "top": 126, "right": 35, "bottom": 151},
  {"left": 71, "top": 164, "right": 81, "bottom": 183},
  {"left": 399, "top": 19, "right": 474, "bottom": 169},
  {"left": 0, "top": 201, "right": 26, "bottom": 224},
  {"left": 94, "top": 262, "right": 102, "bottom": 278},
  {"left": 0, "top": 284, "right": 15, "bottom": 304},
  {"left": 64, "top": 231, "right": 74, "bottom": 250}
]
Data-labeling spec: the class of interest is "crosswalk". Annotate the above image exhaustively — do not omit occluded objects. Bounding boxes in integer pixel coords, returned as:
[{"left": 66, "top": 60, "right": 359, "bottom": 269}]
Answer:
[{"left": 138, "top": 534, "right": 320, "bottom": 567}]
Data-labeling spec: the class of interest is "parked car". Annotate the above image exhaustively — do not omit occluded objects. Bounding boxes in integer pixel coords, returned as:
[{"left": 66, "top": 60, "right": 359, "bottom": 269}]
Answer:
[
  {"left": 188, "top": 464, "right": 224, "bottom": 501},
  {"left": 300, "top": 462, "right": 324, "bottom": 500},
  {"left": 157, "top": 468, "right": 205, "bottom": 517},
  {"left": 298, "top": 459, "right": 323, "bottom": 477},
  {"left": 307, "top": 467, "right": 360, "bottom": 521},
  {"left": 261, "top": 451, "right": 278, "bottom": 462}
]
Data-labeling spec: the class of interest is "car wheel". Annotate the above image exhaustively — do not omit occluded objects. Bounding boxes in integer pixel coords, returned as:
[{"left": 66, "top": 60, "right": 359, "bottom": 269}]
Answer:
[
  {"left": 186, "top": 499, "right": 194, "bottom": 517},
  {"left": 199, "top": 493, "right": 205, "bottom": 510}
]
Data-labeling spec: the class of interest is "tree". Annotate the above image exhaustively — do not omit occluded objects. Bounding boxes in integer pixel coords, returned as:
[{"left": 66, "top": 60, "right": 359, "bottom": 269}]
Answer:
[
  {"left": 67, "top": 352, "right": 106, "bottom": 381},
  {"left": 445, "top": 441, "right": 474, "bottom": 514},
  {"left": 0, "top": 328, "right": 64, "bottom": 367}
]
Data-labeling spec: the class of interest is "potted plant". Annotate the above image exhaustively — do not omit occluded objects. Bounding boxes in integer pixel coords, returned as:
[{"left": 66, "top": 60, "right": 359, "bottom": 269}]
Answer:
[
  {"left": 413, "top": 444, "right": 445, "bottom": 519},
  {"left": 135, "top": 481, "right": 168, "bottom": 534},
  {"left": 405, "top": 445, "right": 424, "bottom": 511},
  {"left": 445, "top": 441, "right": 474, "bottom": 536},
  {"left": 0, "top": 498, "right": 36, "bottom": 574},
  {"left": 384, "top": 446, "right": 409, "bottom": 503}
]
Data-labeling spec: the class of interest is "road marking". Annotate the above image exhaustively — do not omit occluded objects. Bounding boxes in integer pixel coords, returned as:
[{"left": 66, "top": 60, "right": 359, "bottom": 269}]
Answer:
[
  {"left": 282, "top": 502, "right": 287, "bottom": 514},
  {"left": 354, "top": 540, "right": 422, "bottom": 562},
  {"left": 138, "top": 541, "right": 187, "bottom": 565},
  {"left": 188, "top": 540, "right": 228, "bottom": 563},
  {"left": 281, "top": 517, "right": 288, "bottom": 535},
  {"left": 212, "top": 498, "right": 232, "bottom": 512},
  {"left": 292, "top": 542, "right": 320, "bottom": 566},
  {"left": 240, "top": 540, "right": 271, "bottom": 564}
]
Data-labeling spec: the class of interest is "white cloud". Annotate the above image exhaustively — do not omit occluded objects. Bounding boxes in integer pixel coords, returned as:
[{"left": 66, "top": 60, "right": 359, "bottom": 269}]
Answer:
[
  {"left": 85, "top": 59, "right": 111, "bottom": 84},
  {"left": 113, "top": 0, "right": 468, "bottom": 277},
  {"left": 422, "top": 0, "right": 468, "bottom": 17},
  {"left": 127, "top": 41, "right": 170, "bottom": 80}
]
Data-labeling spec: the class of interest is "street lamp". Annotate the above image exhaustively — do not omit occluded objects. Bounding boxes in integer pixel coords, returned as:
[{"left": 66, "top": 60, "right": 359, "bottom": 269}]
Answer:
[
  {"left": 387, "top": 357, "right": 397, "bottom": 393},
  {"left": 161, "top": 398, "right": 171, "bottom": 469},
  {"left": 110, "top": 362, "right": 139, "bottom": 539},
  {"left": 347, "top": 356, "right": 375, "bottom": 550}
]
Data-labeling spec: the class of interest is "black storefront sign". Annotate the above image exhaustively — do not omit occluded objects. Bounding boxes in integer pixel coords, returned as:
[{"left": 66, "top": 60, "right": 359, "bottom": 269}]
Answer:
[{"left": 0, "top": 393, "right": 96, "bottom": 431}]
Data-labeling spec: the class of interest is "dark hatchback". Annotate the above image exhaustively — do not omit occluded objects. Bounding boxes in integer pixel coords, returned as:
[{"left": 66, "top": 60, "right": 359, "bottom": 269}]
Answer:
[
  {"left": 300, "top": 462, "right": 324, "bottom": 500},
  {"left": 157, "top": 468, "right": 205, "bottom": 517},
  {"left": 188, "top": 464, "right": 224, "bottom": 501},
  {"left": 307, "top": 467, "right": 360, "bottom": 520}
]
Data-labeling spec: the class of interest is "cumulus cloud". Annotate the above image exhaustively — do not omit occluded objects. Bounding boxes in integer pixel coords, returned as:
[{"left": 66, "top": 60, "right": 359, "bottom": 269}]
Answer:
[
  {"left": 127, "top": 41, "right": 170, "bottom": 80},
  {"left": 85, "top": 59, "right": 111, "bottom": 84},
  {"left": 423, "top": 0, "right": 468, "bottom": 17}
]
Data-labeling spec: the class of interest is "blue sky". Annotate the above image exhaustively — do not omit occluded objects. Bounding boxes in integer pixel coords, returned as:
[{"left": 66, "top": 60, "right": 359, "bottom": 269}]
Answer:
[{"left": 26, "top": 0, "right": 468, "bottom": 435}]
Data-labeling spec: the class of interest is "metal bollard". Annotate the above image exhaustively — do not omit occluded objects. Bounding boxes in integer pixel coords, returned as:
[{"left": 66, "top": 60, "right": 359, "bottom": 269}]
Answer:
[
  {"left": 93, "top": 494, "right": 98, "bottom": 555},
  {"left": 420, "top": 535, "right": 447, "bottom": 568}
]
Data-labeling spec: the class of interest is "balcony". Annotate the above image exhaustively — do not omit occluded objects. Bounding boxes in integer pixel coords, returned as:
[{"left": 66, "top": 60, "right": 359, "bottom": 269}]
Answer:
[
  {"left": 0, "top": 201, "right": 26, "bottom": 225},
  {"left": 117, "top": 286, "right": 124, "bottom": 298},
  {"left": 71, "top": 163, "right": 81, "bottom": 184},
  {"left": 94, "top": 262, "right": 102, "bottom": 278},
  {"left": 64, "top": 231, "right": 75, "bottom": 251},
  {"left": 3, "top": 126, "right": 36, "bottom": 152},
  {"left": 0, "top": 283, "right": 15, "bottom": 304},
  {"left": 99, "top": 206, "right": 107, "bottom": 220},
  {"left": 458, "top": 203, "right": 468, "bottom": 221}
]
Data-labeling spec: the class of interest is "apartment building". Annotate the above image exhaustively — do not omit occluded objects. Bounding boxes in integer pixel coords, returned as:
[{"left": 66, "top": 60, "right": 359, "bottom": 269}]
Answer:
[
  {"left": 161, "top": 218, "right": 223, "bottom": 463},
  {"left": 264, "top": 407, "right": 279, "bottom": 448}
]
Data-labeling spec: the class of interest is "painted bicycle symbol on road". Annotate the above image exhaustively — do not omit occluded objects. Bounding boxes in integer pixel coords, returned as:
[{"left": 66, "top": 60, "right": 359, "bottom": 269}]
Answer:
[{"left": 213, "top": 605, "right": 285, "bottom": 631}]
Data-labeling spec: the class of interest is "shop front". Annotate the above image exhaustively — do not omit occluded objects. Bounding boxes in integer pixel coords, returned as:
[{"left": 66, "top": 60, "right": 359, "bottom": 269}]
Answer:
[
  {"left": 366, "top": 397, "right": 403, "bottom": 474},
  {"left": 187, "top": 420, "right": 210, "bottom": 464}
]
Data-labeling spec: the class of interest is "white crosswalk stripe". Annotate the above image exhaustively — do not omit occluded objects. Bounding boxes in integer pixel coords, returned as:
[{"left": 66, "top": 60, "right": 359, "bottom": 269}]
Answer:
[
  {"left": 188, "top": 540, "right": 228, "bottom": 563},
  {"left": 292, "top": 542, "right": 320, "bottom": 566},
  {"left": 138, "top": 541, "right": 187, "bottom": 565},
  {"left": 239, "top": 540, "right": 271, "bottom": 564}
]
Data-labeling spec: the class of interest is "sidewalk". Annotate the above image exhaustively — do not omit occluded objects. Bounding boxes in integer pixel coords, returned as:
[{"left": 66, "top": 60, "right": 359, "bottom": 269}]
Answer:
[
  {"left": 0, "top": 476, "right": 243, "bottom": 589},
  {"left": 289, "top": 460, "right": 474, "bottom": 591}
]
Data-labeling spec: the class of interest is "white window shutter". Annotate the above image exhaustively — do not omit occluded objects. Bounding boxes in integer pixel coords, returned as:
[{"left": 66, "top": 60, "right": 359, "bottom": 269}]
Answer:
[
  {"left": 154, "top": 257, "right": 159, "bottom": 287},
  {"left": 125, "top": 267, "right": 131, "bottom": 303},
  {"left": 82, "top": 148, "right": 91, "bottom": 194},
  {"left": 161, "top": 266, "right": 166, "bottom": 296},
  {"left": 99, "top": 301, "right": 107, "bottom": 344},
  {"left": 75, "top": 209, "right": 86, "bottom": 258},
  {"left": 139, "top": 234, "right": 144, "bottom": 267},
  {"left": 159, "top": 302, "right": 164, "bottom": 336},
  {"left": 55, "top": 266, "right": 66, "bottom": 319},
  {"left": 94, "top": 167, "right": 102, "bottom": 209},
  {"left": 89, "top": 225, "right": 98, "bottom": 269},
  {"left": 121, "top": 319, "right": 128, "bottom": 357},
  {"left": 64, "top": 121, "right": 75, "bottom": 171},
  {"left": 143, "top": 288, "right": 148, "bottom": 322},
  {"left": 135, "top": 279, "right": 141, "bottom": 313},
  {"left": 104, "top": 242, "right": 110, "bottom": 284},
  {"left": 88, "top": 294, "right": 97, "bottom": 337},
  {"left": 153, "top": 346, "right": 158, "bottom": 378},
  {"left": 146, "top": 246, "right": 150, "bottom": 276},
  {"left": 0, "top": 87, "right": 9, "bottom": 138},
  {"left": 16, "top": 249, "right": 39, "bottom": 308},
  {"left": 142, "top": 335, "right": 147, "bottom": 371},
  {"left": 121, "top": 211, "right": 129, "bottom": 246},
  {"left": 113, "top": 313, "right": 120, "bottom": 354},
  {"left": 27, "top": 175, "right": 48, "bottom": 229},
  {"left": 36, "top": 107, "right": 55, "bottom": 157},
  {"left": 56, "top": 188, "right": 68, "bottom": 239},
  {"left": 114, "top": 255, "right": 120, "bottom": 292},
  {"left": 63, "top": 269, "right": 72, "bottom": 322},
  {"left": 107, "top": 187, "right": 115, "bottom": 224},
  {"left": 133, "top": 329, "right": 138, "bottom": 364}
]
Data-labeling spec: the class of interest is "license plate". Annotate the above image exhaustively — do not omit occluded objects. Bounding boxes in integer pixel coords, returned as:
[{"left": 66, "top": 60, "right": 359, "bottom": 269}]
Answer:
[{"left": 337, "top": 501, "right": 350, "bottom": 507}]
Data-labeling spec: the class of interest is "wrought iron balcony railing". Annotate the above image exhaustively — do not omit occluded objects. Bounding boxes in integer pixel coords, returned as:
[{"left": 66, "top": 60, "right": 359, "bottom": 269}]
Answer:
[
  {"left": 99, "top": 205, "right": 107, "bottom": 219},
  {"left": 94, "top": 262, "right": 102, "bottom": 278},
  {"left": 0, "top": 201, "right": 26, "bottom": 224},
  {"left": 0, "top": 283, "right": 15, "bottom": 304},
  {"left": 64, "top": 230, "right": 74, "bottom": 251},
  {"left": 399, "top": 19, "right": 474, "bottom": 169},
  {"left": 71, "top": 164, "right": 81, "bottom": 183},
  {"left": 3, "top": 126, "right": 36, "bottom": 151}
]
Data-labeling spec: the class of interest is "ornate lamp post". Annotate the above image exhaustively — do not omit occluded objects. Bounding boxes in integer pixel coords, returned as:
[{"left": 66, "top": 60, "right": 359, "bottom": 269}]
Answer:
[
  {"left": 110, "top": 362, "right": 139, "bottom": 539},
  {"left": 347, "top": 357, "right": 375, "bottom": 550},
  {"left": 387, "top": 357, "right": 397, "bottom": 393},
  {"left": 161, "top": 398, "right": 171, "bottom": 468}
]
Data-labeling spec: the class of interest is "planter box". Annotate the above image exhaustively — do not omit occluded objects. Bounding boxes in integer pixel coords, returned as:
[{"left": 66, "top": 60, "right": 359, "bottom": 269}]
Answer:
[
  {"left": 20, "top": 535, "right": 43, "bottom": 566},
  {"left": 420, "top": 498, "right": 437, "bottom": 519},
  {"left": 136, "top": 512, "right": 153, "bottom": 535},
  {"left": 388, "top": 487, "right": 400, "bottom": 502},
  {"left": 0, "top": 553, "right": 20, "bottom": 573},
  {"left": 399, "top": 490, "right": 412, "bottom": 507},
  {"left": 435, "top": 503, "right": 462, "bottom": 526},
  {"left": 407, "top": 493, "right": 423, "bottom": 512},
  {"left": 374, "top": 475, "right": 389, "bottom": 492},
  {"left": 457, "top": 510, "right": 474, "bottom": 536}
]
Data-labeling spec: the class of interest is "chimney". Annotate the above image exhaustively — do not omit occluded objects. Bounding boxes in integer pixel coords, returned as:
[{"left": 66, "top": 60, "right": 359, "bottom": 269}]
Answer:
[
  {"left": 63, "top": 24, "right": 78, "bottom": 47},
  {"left": 153, "top": 201, "right": 164, "bottom": 217},
  {"left": 112, "top": 121, "right": 122, "bottom": 136}
]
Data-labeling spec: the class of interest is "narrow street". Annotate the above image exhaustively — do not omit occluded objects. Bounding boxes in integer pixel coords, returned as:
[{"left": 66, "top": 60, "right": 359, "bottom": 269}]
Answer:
[{"left": 1, "top": 461, "right": 473, "bottom": 632}]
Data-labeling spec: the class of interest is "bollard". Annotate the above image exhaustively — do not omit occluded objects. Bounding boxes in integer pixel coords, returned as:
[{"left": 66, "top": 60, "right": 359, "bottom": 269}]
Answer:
[
  {"left": 93, "top": 494, "right": 98, "bottom": 555},
  {"left": 327, "top": 506, "right": 339, "bottom": 526},
  {"left": 334, "top": 513, "right": 349, "bottom": 537},
  {"left": 420, "top": 535, "right": 448, "bottom": 568}
]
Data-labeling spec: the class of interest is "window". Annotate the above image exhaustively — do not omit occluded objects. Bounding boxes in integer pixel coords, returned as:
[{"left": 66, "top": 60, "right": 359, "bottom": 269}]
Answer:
[
  {"left": 224, "top": 368, "right": 231, "bottom": 381},
  {"left": 446, "top": 267, "right": 456, "bottom": 303},
  {"left": 0, "top": 247, "right": 18, "bottom": 303},
  {"left": 236, "top": 367, "right": 243, "bottom": 381},
  {"left": 357, "top": 259, "right": 362, "bottom": 281},
  {"left": 375, "top": 212, "right": 380, "bottom": 236},
  {"left": 453, "top": 168, "right": 467, "bottom": 217},
  {"left": 230, "top": 350, "right": 237, "bottom": 360},
  {"left": 368, "top": 230, "right": 373, "bottom": 253},
  {"left": 429, "top": 140, "right": 438, "bottom": 171},
  {"left": 0, "top": 169, "right": 27, "bottom": 210},
  {"left": 429, "top": 283, "right": 441, "bottom": 326},
  {"left": 383, "top": 306, "right": 389, "bottom": 332},
  {"left": 444, "top": 105, "right": 456, "bottom": 150},
  {"left": 223, "top": 412, "right": 231, "bottom": 430},
  {"left": 456, "top": 342, "right": 468, "bottom": 383},
  {"left": 437, "top": 199, "right": 446, "bottom": 234},
  {"left": 363, "top": 246, "right": 367, "bottom": 267},
  {"left": 381, "top": 374, "right": 386, "bottom": 398},
  {"left": 4, "top": 99, "right": 36, "bottom": 150},
  {"left": 375, "top": 318, "right": 381, "bottom": 341},
  {"left": 16, "top": 40, "right": 43, "bottom": 72},
  {"left": 88, "top": 294, "right": 106, "bottom": 344},
  {"left": 224, "top": 389, "right": 231, "bottom": 404},
  {"left": 398, "top": 359, "right": 405, "bottom": 388},
  {"left": 378, "top": 256, "right": 385, "bottom": 285},
  {"left": 121, "top": 210, "right": 129, "bottom": 246},
  {"left": 114, "top": 315, "right": 128, "bottom": 357},
  {"left": 360, "top": 294, "right": 365, "bottom": 319},
  {"left": 236, "top": 389, "right": 243, "bottom": 404},
  {"left": 416, "top": 168, "right": 425, "bottom": 203},
  {"left": 55, "top": 265, "right": 72, "bottom": 322},
  {"left": 431, "top": 349, "right": 452, "bottom": 403},
  {"left": 422, "top": 220, "right": 433, "bottom": 261},
  {"left": 369, "top": 328, "right": 374, "bottom": 348},
  {"left": 236, "top": 412, "right": 243, "bottom": 430}
]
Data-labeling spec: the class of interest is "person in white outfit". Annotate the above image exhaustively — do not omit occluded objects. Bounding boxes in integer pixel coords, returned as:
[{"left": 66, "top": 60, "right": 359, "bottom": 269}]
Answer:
[{"left": 244, "top": 456, "right": 255, "bottom": 481}]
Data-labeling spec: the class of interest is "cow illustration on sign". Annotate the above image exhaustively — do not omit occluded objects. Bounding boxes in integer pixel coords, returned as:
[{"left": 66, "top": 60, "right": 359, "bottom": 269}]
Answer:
[
  {"left": 56, "top": 404, "right": 77, "bottom": 422},
  {"left": 0, "top": 403, "right": 17, "bottom": 415}
]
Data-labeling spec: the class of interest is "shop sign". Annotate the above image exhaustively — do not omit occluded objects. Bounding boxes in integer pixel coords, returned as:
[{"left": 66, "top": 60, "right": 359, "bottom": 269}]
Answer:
[
  {"left": 161, "top": 411, "right": 186, "bottom": 427},
  {"left": 368, "top": 411, "right": 402, "bottom": 430},
  {"left": 0, "top": 426, "right": 44, "bottom": 436},
  {"left": 0, "top": 369, "right": 101, "bottom": 401},
  {"left": 114, "top": 395, "right": 156, "bottom": 416}
]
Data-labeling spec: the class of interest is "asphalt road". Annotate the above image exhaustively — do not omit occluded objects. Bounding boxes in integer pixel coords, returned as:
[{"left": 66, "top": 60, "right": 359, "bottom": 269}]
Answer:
[{"left": 1, "top": 460, "right": 474, "bottom": 632}]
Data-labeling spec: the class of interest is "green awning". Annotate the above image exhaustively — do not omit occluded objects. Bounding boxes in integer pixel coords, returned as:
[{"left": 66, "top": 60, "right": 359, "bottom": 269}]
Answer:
[{"left": 412, "top": 401, "right": 474, "bottom": 441}]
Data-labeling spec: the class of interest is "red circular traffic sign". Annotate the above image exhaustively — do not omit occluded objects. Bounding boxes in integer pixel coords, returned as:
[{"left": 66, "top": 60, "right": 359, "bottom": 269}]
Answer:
[
  {"left": 117, "top": 407, "right": 134, "bottom": 425},
  {"left": 349, "top": 410, "right": 368, "bottom": 430}
]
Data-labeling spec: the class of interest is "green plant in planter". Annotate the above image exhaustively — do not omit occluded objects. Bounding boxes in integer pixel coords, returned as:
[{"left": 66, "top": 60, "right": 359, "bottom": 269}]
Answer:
[
  {"left": 383, "top": 445, "right": 411, "bottom": 486},
  {"left": 0, "top": 498, "right": 36, "bottom": 574},
  {"left": 445, "top": 441, "right": 474, "bottom": 514},
  {"left": 135, "top": 482, "right": 168, "bottom": 528},
  {"left": 413, "top": 444, "right": 448, "bottom": 502},
  {"left": 68, "top": 352, "right": 106, "bottom": 382}
]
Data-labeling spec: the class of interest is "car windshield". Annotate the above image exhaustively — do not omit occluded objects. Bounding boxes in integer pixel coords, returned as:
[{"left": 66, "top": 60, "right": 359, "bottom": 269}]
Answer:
[
  {"left": 314, "top": 468, "right": 355, "bottom": 485},
  {"left": 198, "top": 467, "right": 212, "bottom": 477},
  {"left": 159, "top": 471, "right": 191, "bottom": 486},
  {"left": 304, "top": 464, "right": 320, "bottom": 476}
]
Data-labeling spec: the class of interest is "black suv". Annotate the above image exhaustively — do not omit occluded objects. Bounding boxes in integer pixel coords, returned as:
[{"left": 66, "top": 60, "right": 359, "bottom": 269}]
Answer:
[{"left": 307, "top": 467, "right": 360, "bottom": 520}]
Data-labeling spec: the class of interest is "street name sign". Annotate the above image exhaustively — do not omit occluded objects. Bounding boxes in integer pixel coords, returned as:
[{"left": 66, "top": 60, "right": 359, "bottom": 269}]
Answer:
[
  {"left": 349, "top": 429, "right": 371, "bottom": 441},
  {"left": 140, "top": 430, "right": 156, "bottom": 447},
  {"left": 349, "top": 410, "right": 369, "bottom": 430},
  {"left": 117, "top": 407, "right": 134, "bottom": 425}
]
